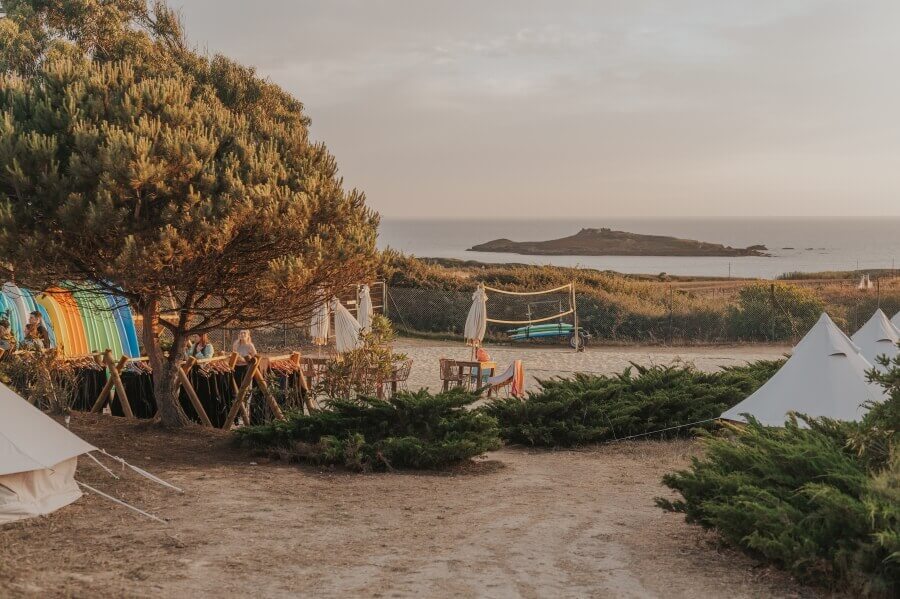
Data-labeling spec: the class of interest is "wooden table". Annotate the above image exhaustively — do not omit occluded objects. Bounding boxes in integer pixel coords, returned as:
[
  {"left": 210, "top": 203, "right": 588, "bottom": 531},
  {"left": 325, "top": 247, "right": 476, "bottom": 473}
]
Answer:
[{"left": 443, "top": 360, "right": 497, "bottom": 396}]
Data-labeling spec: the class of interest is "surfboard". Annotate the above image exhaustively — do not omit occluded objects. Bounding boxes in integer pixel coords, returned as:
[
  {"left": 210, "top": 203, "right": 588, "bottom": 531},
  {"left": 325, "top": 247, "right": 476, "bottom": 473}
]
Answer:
[
  {"left": 120, "top": 302, "right": 141, "bottom": 356},
  {"left": 36, "top": 292, "right": 71, "bottom": 356},
  {"left": 98, "top": 293, "right": 126, "bottom": 357},
  {"left": 54, "top": 288, "right": 89, "bottom": 355},
  {"left": 3, "top": 283, "right": 30, "bottom": 343},
  {"left": 106, "top": 294, "right": 138, "bottom": 357},
  {"left": 0, "top": 292, "right": 20, "bottom": 341},
  {"left": 72, "top": 290, "right": 102, "bottom": 353}
]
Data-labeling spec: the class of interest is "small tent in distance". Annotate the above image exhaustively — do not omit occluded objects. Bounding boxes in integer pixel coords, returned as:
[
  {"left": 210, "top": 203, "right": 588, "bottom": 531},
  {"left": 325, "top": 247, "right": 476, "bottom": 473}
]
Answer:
[
  {"left": 1, "top": 383, "right": 96, "bottom": 524},
  {"left": 851, "top": 309, "right": 900, "bottom": 373},
  {"left": 721, "top": 313, "right": 886, "bottom": 426}
]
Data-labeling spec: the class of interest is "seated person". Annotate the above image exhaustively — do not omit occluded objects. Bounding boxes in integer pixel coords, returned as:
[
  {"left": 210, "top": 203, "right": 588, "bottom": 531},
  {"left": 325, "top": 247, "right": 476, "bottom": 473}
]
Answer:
[
  {"left": 0, "top": 319, "right": 16, "bottom": 353},
  {"left": 232, "top": 329, "right": 258, "bottom": 360},
  {"left": 23, "top": 312, "right": 49, "bottom": 350},
  {"left": 185, "top": 333, "right": 214, "bottom": 359}
]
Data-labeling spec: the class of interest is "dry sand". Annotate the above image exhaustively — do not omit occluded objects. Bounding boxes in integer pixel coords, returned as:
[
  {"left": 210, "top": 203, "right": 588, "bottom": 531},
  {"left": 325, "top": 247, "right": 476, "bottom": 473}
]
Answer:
[
  {"left": 0, "top": 415, "right": 818, "bottom": 599},
  {"left": 395, "top": 338, "right": 790, "bottom": 392},
  {"left": 1, "top": 342, "right": 818, "bottom": 599}
]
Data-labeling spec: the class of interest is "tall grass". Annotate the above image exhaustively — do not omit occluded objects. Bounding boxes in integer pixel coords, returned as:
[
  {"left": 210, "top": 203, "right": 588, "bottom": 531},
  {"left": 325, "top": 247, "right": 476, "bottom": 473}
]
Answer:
[{"left": 382, "top": 253, "right": 900, "bottom": 342}]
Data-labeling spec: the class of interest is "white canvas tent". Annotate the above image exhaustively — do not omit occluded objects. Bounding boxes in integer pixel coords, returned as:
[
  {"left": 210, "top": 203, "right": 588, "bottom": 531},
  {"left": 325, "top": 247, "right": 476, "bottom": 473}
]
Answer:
[
  {"left": 892, "top": 311, "right": 900, "bottom": 331},
  {"left": 851, "top": 309, "right": 900, "bottom": 373},
  {"left": 721, "top": 313, "right": 887, "bottom": 426},
  {"left": 1, "top": 383, "right": 96, "bottom": 524}
]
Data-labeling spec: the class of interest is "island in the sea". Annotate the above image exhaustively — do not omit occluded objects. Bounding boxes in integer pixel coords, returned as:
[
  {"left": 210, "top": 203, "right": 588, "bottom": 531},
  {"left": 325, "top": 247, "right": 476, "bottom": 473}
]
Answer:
[{"left": 468, "top": 228, "right": 768, "bottom": 257}]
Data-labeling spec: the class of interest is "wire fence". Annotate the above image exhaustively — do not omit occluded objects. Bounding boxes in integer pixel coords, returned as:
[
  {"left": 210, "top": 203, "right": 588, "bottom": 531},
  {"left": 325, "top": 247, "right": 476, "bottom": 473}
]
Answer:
[
  {"left": 383, "top": 280, "right": 900, "bottom": 345},
  {"left": 150, "top": 278, "right": 900, "bottom": 351}
]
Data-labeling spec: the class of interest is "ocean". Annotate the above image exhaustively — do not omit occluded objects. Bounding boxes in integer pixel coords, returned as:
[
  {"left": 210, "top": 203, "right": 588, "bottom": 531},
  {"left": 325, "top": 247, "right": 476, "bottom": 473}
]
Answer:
[{"left": 378, "top": 217, "right": 900, "bottom": 279}]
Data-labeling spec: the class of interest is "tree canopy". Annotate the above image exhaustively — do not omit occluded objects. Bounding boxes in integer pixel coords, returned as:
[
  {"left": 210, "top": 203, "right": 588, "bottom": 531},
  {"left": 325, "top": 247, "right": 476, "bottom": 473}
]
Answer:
[{"left": 0, "top": 0, "right": 380, "bottom": 423}]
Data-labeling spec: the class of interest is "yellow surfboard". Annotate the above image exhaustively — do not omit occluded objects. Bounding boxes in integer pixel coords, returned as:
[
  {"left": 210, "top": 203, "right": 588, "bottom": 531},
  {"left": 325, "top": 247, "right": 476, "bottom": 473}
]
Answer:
[{"left": 35, "top": 292, "right": 71, "bottom": 356}]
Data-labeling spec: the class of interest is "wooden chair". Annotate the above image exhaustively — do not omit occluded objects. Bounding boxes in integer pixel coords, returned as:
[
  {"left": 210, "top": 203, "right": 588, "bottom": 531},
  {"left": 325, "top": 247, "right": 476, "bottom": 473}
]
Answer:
[
  {"left": 300, "top": 356, "right": 331, "bottom": 388},
  {"left": 382, "top": 359, "right": 413, "bottom": 397},
  {"left": 439, "top": 358, "right": 464, "bottom": 392}
]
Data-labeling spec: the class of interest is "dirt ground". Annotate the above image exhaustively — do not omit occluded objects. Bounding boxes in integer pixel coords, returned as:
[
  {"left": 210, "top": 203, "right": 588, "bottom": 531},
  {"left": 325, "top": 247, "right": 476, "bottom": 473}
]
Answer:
[{"left": 0, "top": 413, "right": 823, "bottom": 599}]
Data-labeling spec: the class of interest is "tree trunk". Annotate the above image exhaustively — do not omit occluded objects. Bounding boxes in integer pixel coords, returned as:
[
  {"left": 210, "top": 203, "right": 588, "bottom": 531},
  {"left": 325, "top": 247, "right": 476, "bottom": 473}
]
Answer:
[{"left": 142, "top": 299, "right": 191, "bottom": 427}]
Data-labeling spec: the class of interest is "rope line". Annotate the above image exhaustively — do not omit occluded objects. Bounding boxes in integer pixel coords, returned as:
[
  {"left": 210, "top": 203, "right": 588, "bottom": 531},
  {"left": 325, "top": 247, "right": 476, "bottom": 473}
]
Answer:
[
  {"left": 76, "top": 480, "right": 166, "bottom": 524},
  {"left": 605, "top": 418, "right": 718, "bottom": 443},
  {"left": 483, "top": 284, "right": 573, "bottom": 296},
  {"left": 485, "top": 310, "right": 576, "bottom": 325}
]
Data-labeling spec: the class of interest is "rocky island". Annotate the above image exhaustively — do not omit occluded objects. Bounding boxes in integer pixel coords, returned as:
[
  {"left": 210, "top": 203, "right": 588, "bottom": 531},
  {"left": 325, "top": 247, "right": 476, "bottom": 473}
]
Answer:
[{"left": 468, "top": 228, "right": 768, "bottom": 257}]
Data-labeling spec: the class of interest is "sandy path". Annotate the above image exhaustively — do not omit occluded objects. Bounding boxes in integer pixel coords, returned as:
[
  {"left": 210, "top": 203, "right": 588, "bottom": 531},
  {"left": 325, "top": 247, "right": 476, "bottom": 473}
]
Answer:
[
  {"left": 396, "top": 339, "right": 790, "bottom": 392},
  {"left": 0, "top": 415, "right": 815, "bottom": 599}
]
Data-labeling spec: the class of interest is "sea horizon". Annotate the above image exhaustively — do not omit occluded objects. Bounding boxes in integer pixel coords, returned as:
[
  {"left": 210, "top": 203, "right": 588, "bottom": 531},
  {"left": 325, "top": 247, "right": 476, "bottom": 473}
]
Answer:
[{"left": 378, "top": 216, "right": 900, "bottom": 279}]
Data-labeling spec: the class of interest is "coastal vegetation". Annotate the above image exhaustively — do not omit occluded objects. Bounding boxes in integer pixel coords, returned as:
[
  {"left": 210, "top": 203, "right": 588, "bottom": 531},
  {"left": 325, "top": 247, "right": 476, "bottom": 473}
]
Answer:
[
  {"left": 382, "top": 253, "right": 900, "bottom": 343},
  {"left": 658, "top": 356, "right": 900, "bottom": 597},
  {"left": 483, "top": 360, "right": 783, "bottom": 447},
  {"left": 235, "top": 389, "right": 502, "bottom": 471}
]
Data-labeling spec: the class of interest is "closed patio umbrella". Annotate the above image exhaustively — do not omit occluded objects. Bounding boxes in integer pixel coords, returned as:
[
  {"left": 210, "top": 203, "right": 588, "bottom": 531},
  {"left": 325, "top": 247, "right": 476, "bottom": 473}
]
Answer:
[
  {"left": 357, "top": 284, "right": 374, "bottom": 333},
  {"left": 464, "top": 285, "right": 487, "bottom": 349},
  {"left": 331, "top": 298, "right": 362, "bottom": 353},
  {"left": 309, "top": 294, "right": 330, "bottom": 347}
]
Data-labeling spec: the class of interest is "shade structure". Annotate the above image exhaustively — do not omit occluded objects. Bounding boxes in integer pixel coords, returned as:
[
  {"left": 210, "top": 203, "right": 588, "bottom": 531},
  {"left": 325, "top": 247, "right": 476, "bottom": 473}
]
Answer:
[
  {"left": 331, "top": 298, "right": 362, "bottom": 353},
  {"left": 892, "top": 311, "right": 900, "bottom": 330},
  {"left": 464, "top": 285, "right": 487, "bottom": 347},
  {"left": 0, "top": 383, "right": 96, "bottom": 523},
  {"left": 851, "top": 309, "right": 900, "bottom": 373},
  {"left": 309, "top": 295, "right": 330, "bottom": 346},
  {"left": 721, "top": 313, "right": 887, "bottom": 426},
  {"left": 357, "top": 285, "right": 374, "bottom": 333}
]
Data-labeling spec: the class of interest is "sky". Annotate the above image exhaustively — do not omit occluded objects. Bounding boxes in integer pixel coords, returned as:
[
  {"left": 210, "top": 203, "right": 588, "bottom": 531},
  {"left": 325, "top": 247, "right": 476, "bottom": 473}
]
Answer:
[{"left": 172, "top": 0, "right": 900, "bottom": 219}]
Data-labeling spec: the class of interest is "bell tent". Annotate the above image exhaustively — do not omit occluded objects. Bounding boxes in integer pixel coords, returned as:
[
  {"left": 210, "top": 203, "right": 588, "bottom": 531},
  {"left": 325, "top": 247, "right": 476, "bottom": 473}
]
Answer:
[
  {"left": 721, "top": 313, "right": 886, "bottom": 426},
  {"left": 851, "top": 309, "right": 900, "bottom": 372},
  {"left": 0, "top": 383, "right": 96, "bottom": 524}
]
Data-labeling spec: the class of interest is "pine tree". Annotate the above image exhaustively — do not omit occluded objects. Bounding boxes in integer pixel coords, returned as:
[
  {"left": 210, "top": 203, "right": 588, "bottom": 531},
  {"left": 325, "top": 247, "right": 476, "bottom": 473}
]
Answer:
[{"left": 0, "top": 1, "right": 379, "bottom": 425}]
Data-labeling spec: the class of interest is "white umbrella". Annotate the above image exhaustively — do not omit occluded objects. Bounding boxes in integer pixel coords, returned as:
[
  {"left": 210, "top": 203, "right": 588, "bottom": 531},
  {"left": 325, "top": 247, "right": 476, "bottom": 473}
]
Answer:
[
  {"left": 309, "top": 294, "right": 330, "bottom": 347},
  {"left": 331, "top": 298, "right": 363, "bottom": 353},
  {"left": 464, "top": 285, "right": 487, "bottom": 348},
  {"left": 357, "top": 285, "right": 374, "bottom": 333}
]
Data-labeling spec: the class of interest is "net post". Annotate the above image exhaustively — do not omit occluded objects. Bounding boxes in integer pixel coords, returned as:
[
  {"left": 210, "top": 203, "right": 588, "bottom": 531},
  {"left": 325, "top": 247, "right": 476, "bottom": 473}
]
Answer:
[{"left": 571, "top": 282, "right": 579, "bottom": 352}]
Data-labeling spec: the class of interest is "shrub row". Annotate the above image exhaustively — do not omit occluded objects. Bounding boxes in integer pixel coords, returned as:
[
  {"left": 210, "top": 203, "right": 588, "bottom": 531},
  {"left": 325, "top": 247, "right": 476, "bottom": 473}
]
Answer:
[
  {"left": 235, "top": 389, "right": 502, "bottom": 471},
  {"left": 481, "top": 360, "right": 783, "bottom": 447},
  {"left": 658, "top": 357, "right": 900, "bottom": 597}
]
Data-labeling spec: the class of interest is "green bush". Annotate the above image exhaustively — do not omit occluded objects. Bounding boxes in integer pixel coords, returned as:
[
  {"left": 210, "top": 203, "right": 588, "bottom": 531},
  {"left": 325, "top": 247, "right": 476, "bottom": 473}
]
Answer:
[
  {"left": 482, "top": 360, "right": 782, "bottom": 447},
  {"left": 727, "top": 283, "right": 824, "bottom": 341},
  {"left": 658, "top": 354, "right": 900, "bottom": 597},
  {"left": 235, "top": 389, "right": 502, "bottom": 471}
]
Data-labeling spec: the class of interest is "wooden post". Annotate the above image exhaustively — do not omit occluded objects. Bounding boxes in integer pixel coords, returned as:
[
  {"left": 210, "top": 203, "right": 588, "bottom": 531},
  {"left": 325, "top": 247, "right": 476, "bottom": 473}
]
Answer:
[
  {"left": 176, "top": 357, "right": 213, "bottom": 427},
  {"left": 223, "top": 356, "right": 258, "bottom": 431},
  {"left": 253, "top": 366, "right": 284, "bottom": 421},
  {"left": 91, "top": 354, "right": 128, "bottom": 413},
  {"left": 290, "top": 351, "right": 315, "bottom": 413},
  {"left": 225, "top": 352, "right": 251, "bottom": 424},
  {"left": 102, "top": 350, "right": 134, "bottom": 418}
]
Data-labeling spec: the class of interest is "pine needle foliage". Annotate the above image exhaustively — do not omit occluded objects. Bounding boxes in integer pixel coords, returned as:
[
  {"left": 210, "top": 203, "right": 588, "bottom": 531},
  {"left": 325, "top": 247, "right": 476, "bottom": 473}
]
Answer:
[
  {"left": 235, "top": 389, "right": 502, "bottom": 471},
  {"left": 658, "top": 352, "right": 900, "bottom": 597},
  {"left": 482, "top": 359, "right": 782, "bottom": 447}
]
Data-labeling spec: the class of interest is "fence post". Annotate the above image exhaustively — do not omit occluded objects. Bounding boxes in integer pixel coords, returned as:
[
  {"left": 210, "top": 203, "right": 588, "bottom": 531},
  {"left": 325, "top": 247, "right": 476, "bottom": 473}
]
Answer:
[{"left": 770, "top": 283, "right": 776, "bottom": 342}]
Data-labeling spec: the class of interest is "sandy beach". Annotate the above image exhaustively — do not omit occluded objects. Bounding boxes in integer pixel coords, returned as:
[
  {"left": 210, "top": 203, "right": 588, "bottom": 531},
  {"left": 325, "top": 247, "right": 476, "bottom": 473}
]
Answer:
[{"left": 393, "top": 338, "right": 791, "bottom": 393}]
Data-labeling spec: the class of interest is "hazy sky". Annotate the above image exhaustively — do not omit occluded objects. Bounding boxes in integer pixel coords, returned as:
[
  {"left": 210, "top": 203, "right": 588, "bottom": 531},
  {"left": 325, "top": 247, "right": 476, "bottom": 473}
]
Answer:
[{"left": 173, "top": 1, "right": 900, "bottom": 219}]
